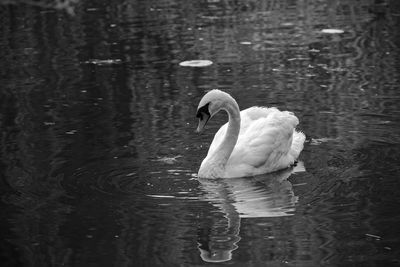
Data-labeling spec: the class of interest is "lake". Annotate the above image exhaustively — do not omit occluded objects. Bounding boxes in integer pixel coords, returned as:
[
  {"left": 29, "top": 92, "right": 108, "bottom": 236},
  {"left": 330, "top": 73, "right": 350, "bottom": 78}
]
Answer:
[{"left": 1, "top": 0, "right": 400, "bottom": 266}]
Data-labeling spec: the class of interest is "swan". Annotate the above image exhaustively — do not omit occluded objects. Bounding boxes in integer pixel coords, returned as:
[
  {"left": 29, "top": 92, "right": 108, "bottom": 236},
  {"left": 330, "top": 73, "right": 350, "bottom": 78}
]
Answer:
[{"left": 196, "top": 89, "right": 305, "bottom": 178}]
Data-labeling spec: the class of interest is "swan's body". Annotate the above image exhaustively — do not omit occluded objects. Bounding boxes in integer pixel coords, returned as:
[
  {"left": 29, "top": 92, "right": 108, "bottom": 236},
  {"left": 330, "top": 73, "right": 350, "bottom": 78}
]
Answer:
[{"left": 196, "top": 90, "right": 305, "bottom": 178}]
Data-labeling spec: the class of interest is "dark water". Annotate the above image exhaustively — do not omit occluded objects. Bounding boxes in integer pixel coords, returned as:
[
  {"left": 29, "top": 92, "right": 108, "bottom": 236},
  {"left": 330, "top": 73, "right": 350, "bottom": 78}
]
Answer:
[{"left": 1, "top": 0, "right": 400, "bottom": 266}]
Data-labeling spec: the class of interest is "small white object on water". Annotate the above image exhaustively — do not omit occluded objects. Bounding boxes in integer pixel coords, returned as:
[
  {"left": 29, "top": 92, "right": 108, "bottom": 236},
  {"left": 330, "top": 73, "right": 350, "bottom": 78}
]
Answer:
[
  {"left": 365, "top": 233, "right": 381, "bottom": 239},
  {"left": 179, "top": 60, "right": 213, "bottom": 67},
  {"left": 321, "top": 29, "right": 344, "bottom": 34},
  {"left": 147, "top": 194, "right": 176, "bottom": 199},
  {"left": 65, "top": 130, "right": 77, "bottom": 135}
]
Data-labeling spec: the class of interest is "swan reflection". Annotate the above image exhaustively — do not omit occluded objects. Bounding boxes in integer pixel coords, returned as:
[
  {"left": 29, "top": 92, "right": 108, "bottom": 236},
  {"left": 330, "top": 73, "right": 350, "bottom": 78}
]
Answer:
[{"left": 197, "top": 162, "right": 305, "bottom": 262}]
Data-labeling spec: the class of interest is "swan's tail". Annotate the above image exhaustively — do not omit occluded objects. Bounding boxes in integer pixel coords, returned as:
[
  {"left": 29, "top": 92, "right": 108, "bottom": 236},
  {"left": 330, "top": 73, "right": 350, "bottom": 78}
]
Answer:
[{"left": 290, "top": 131, "right": 306, "bottom": 160}]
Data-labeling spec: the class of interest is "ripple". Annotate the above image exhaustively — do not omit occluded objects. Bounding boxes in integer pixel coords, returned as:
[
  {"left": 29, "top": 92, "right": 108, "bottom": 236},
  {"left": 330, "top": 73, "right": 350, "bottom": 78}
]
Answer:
[
  {"left": 70, "top": 159, "right": 146, "bottom": 195},
  {"left": 82, "top": 59, "right": 123, "bottom": 65},
  {"left": 146, "top": 194, "right": 199, "bottom": 200}
]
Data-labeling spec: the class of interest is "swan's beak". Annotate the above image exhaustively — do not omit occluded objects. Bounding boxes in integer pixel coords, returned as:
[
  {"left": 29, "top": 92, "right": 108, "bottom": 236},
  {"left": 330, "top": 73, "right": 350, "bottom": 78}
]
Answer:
[
  {"left": 196, "top": 114, "right": 210, "bottom": 133},
  {"left": 196, "top": 103, "right": 211, "bottom": 133}
]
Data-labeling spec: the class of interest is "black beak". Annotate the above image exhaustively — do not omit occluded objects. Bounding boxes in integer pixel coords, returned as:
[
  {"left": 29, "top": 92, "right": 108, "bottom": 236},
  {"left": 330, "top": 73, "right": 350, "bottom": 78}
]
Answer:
[
  {"left": 196, "top": 113, "right": 210, "bottom": 133},
  {"left": 196, "top": 103, "right": 211, "bottom": 133}
]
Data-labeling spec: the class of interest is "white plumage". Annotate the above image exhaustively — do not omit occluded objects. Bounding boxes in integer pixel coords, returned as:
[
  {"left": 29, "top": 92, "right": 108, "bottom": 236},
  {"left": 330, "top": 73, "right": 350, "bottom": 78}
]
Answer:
[
  {"left": 196, "top": 90, "right": 305, "bottom": 178},
  {"left": 208, "top": 107, "right": 304, "bottom": 175}
]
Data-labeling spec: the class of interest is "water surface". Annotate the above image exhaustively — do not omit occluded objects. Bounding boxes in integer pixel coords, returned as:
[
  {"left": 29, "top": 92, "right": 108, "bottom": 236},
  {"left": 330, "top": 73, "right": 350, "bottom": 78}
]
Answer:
[{"left": 1, "top": 0, "right": 400, "bottom": 266}]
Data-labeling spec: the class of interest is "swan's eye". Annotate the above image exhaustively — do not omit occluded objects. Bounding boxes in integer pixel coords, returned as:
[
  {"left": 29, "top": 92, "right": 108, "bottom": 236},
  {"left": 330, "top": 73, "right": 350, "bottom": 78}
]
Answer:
[{"left": 196, "top": 103, "right": 210, "bottom": 120}]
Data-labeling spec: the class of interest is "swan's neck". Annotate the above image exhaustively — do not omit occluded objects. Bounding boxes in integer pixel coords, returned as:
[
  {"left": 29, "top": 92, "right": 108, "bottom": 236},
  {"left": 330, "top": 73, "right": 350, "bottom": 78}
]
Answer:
[{"left": 210, "top": 99, "right": 241, "bottom": 168}]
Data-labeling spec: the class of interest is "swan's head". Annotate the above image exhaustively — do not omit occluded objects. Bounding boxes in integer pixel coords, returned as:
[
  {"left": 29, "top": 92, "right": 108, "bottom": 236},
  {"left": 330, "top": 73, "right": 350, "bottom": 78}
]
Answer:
[{"left": 196, "top": 89, "right": 234, "bottom": 133}]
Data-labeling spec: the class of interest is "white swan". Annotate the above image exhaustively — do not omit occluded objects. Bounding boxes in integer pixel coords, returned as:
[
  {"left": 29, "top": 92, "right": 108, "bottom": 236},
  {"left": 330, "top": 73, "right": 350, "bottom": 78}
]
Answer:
[{"left": 196, "top": 89, "right": 305, "bottom": 178}]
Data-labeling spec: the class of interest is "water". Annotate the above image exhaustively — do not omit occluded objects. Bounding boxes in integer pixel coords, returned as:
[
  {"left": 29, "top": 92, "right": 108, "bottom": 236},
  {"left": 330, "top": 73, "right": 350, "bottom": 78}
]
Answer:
[{"left": 1, "top": 0, "right": 400, "bottom": 266}]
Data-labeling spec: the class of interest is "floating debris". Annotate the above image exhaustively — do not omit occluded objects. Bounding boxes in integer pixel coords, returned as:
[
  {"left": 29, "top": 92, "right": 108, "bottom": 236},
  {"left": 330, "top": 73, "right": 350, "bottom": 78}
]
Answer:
[
  {"left": 321, "top": 29, "right": 344, "bottom": 34},
  {"left": 365, "top": 233, "right": 381, "bottom": 240},
  {"left": 179, "top": 60, "right": 213, "bottom": 67},
  {"left": 65, "top": 130, "right": 77, "bottom": 135}
]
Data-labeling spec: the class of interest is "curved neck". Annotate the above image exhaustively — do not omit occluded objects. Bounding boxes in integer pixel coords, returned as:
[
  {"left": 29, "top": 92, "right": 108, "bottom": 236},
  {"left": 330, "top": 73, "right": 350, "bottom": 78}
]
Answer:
[{"left": 211, "top": 98, "right": 240, "bottom": 166}]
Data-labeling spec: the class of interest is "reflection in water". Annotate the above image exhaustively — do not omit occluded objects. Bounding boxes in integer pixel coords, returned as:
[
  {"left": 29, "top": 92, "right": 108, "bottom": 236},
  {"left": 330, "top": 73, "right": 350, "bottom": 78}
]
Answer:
[{"left": 197, "top": 163, "right": 304, "bottom": 262}]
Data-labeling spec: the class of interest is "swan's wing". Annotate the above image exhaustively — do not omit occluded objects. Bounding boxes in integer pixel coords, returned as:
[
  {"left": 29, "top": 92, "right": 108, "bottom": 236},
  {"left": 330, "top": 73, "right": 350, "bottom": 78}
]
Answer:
[
  {"left": 240, "top": 106, "right": 278, "bottom": 121},
  {"left": 239, "top": 107, "right": 281, "bottom": 136},
  {"left": 206, "top": 107, "right": 275, "bottom": 156},
  {"left": 228, "top": 109, "right": 300, "bottom": 169}
]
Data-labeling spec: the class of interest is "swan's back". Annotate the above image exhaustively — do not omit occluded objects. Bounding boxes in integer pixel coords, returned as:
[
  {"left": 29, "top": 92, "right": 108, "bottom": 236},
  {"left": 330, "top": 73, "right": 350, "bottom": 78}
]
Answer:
[
  {"left": 207, "top": 106, "right": 305, "bottom": 176},
  {"left": 208, "top": 107, "right": 272, "bottom": 155},
  {"left": 208, "top": 107, "right": 298, "bottom": 153}
]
